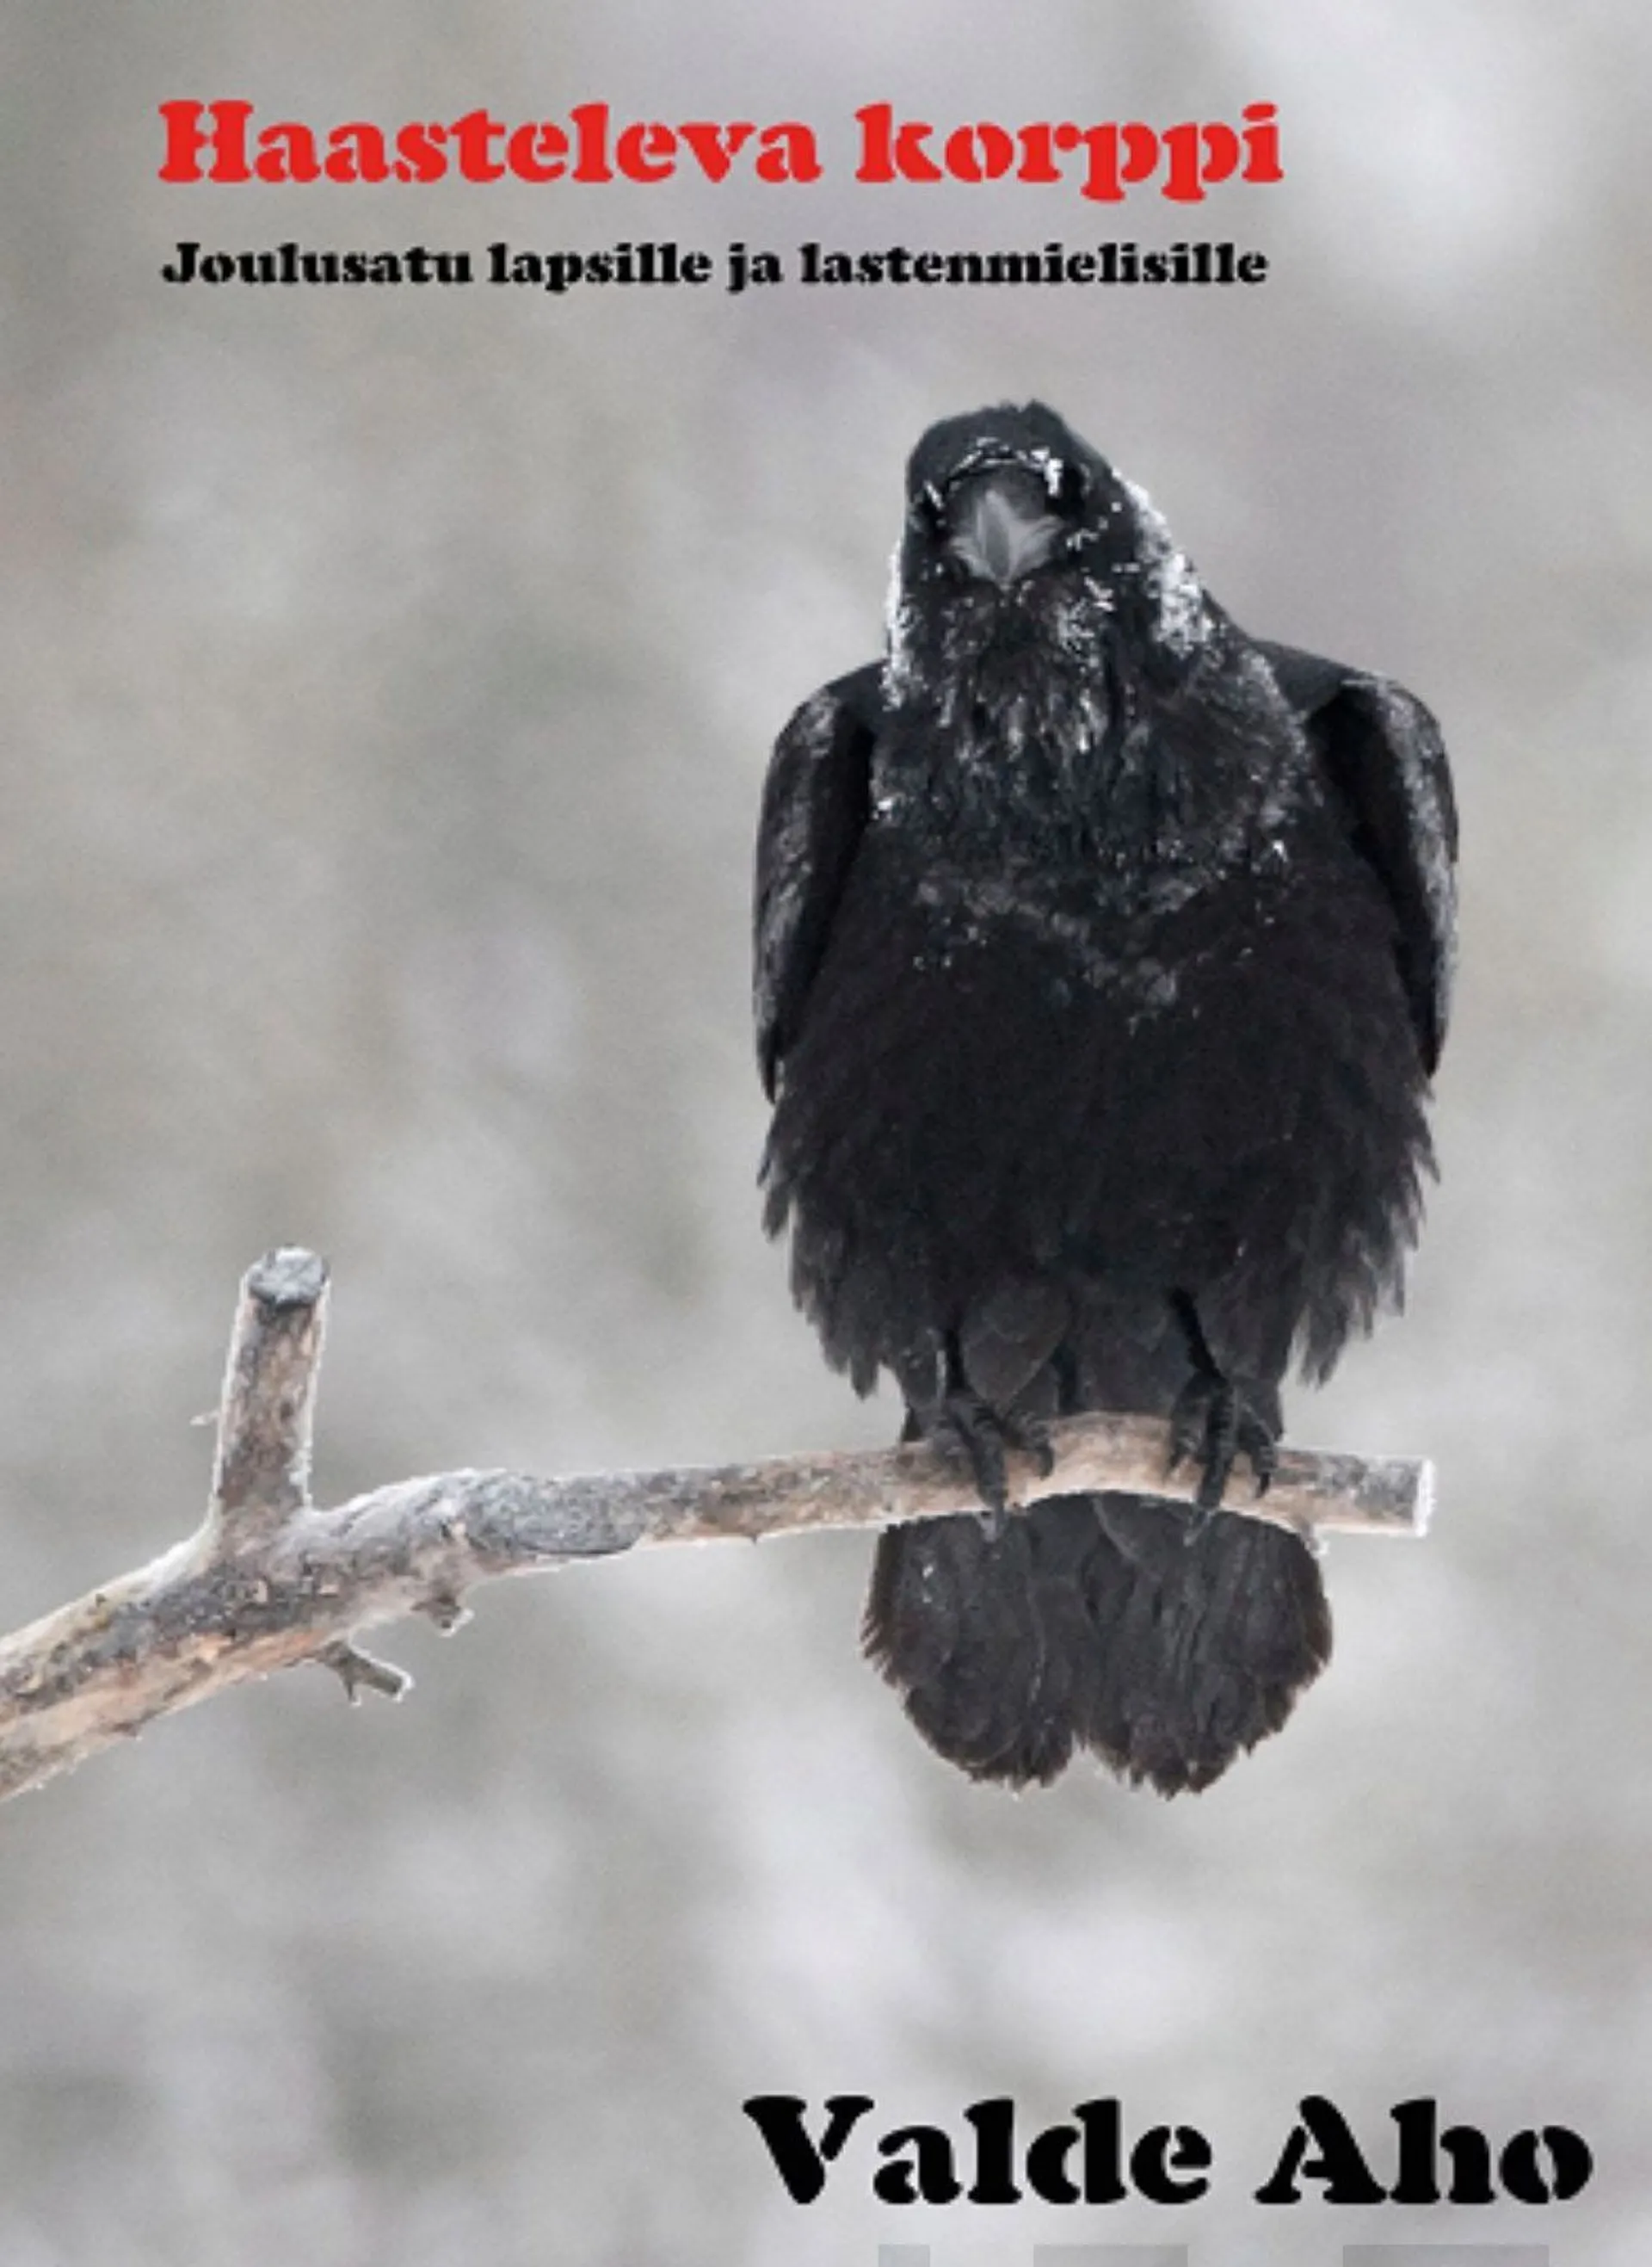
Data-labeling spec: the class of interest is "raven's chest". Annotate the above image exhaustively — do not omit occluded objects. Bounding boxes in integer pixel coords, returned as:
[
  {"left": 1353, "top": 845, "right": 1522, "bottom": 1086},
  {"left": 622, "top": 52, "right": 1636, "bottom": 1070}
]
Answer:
[
  {"left": 769, "top": 812, "right": 1411, "bottom": 1233},
  {"left": 764, "top": 808, "right": 1426, "bottom": 1380},
  {"left": 798, "top": 827, "right": 1222, "bottom": 1087}
]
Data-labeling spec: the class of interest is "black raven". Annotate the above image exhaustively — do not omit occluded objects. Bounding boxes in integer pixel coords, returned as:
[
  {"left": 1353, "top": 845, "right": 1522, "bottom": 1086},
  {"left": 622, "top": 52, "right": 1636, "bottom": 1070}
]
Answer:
[{"left": 755, "top": 403, "right": 1456, "bottom": 1792}]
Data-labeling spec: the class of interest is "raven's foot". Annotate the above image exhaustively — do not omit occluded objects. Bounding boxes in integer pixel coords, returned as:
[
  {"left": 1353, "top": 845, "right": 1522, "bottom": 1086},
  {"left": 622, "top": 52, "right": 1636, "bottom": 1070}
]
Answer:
[
  {"left": 1168, "top": 1372, "right": 1279, "bottom": 1522},
  {"left": 923, "top": 1393, "right": 1054, "bottom": 1532}
]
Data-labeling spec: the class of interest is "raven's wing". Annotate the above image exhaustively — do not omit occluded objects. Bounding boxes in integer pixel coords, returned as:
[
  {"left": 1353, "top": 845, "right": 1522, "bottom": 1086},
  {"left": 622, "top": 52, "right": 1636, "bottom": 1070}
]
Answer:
[
  {"left": 1260, "top": 639, "right": 1458, "bottom": 1074},
  {"left": 754, "top": 662, "right": 883, "bottom": 1099}
]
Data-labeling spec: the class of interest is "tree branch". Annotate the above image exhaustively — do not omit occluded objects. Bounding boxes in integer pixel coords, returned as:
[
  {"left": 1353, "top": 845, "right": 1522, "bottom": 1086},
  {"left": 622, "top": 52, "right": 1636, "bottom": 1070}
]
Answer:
[
  {"left": 206, "top": 1245, "right": 329, "bottom": 1549},
  {"left": 0, "top": 1249, "right": 1433, "bottom": 1803}
]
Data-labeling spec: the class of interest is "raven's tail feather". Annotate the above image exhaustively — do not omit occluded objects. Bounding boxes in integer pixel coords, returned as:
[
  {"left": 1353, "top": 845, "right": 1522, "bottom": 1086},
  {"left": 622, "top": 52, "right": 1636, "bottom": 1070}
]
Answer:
[{"left": 862, "top": 1497, "right": 1332, "bottom": 1793}]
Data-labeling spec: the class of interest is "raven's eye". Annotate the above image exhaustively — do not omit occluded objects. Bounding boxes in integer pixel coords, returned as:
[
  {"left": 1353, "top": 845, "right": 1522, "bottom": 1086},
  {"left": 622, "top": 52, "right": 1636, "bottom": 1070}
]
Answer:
[
  {"left": 909, "top": 481, "right": 946, "bottom": 534},
  {"left": 1055, "top": 460, "right": 1090, "bottom": 516}
]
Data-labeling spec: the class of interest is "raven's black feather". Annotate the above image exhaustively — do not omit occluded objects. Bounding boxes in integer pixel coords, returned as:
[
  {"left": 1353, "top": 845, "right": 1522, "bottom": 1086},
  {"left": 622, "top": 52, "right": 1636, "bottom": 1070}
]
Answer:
[{"left": 755, "top": 402, "right": 1456, "bottom": 1793}]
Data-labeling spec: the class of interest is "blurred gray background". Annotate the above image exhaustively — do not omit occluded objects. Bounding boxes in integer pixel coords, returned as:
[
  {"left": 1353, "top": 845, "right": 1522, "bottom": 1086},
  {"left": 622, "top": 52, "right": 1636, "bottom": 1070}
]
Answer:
[{"left": 3, "top": 2, "right": 1649, "bottom": 2261}]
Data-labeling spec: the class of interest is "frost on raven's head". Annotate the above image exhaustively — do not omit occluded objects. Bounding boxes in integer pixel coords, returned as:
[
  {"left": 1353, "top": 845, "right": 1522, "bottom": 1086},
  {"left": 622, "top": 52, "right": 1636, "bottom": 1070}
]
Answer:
[{"left": 885, "top": 401, "right": 1211, "bottom": 713}]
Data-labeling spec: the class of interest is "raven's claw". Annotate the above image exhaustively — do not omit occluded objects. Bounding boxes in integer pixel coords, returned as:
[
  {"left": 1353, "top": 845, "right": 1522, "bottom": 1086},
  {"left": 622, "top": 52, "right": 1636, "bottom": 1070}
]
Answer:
[
  {"left": 1168, "top": 1373, "right": 1279, "bottom": 1525},
  {"left": 924, "top": 1393, "right": 1052, "bottom": 1530}
]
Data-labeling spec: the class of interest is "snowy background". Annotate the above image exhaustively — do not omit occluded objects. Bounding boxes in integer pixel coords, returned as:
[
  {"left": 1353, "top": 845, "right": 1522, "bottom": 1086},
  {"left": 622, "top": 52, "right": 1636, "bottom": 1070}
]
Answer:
[{"left": 3, "top": 3, "right": 1649, "bottom": 2261}]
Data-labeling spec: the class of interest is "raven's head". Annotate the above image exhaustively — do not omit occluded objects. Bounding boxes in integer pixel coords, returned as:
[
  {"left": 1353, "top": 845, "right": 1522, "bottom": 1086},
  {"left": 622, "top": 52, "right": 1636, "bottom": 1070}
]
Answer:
[{"left": 885, "top": 402, "right": 1211, "bottom": 712}]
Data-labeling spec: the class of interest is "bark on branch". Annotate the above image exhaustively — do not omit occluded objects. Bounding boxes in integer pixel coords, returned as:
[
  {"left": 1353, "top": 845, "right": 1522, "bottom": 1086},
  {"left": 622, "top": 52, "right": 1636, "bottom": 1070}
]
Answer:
[{"left": 0, "top": 1249, "right": 1433, "bottom": 1803}]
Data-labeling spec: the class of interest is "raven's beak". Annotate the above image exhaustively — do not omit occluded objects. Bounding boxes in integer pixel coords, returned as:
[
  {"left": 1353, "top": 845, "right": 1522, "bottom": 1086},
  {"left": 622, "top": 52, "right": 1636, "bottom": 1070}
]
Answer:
[{"left": 946, "top": 464, "right": 1064, "bottom": 585}]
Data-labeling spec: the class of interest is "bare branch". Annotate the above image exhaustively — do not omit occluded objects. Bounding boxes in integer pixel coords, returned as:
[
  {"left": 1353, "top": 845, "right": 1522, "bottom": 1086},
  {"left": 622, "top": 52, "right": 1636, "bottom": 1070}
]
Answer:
[
  {"left": 0, "top": 1250, "right": 1433, "bottom": 1804},
  {"left": 206, "top": 1245, "right": 329, "bottom": 1550},
  {"left": 317, "top": 1641, "right": 414, "bottom": 1704}
]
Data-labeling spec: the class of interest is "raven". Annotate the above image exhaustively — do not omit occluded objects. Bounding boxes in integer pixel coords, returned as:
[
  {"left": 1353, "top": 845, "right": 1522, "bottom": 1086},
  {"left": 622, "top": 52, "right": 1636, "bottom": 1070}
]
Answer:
[{"left": 755, "top": 403, "right": 1456, "bottom": 1792}]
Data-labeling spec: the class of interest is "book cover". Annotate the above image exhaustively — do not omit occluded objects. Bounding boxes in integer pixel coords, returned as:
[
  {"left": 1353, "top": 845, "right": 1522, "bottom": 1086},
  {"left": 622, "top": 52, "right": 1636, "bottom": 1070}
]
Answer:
[{"left": 1, "top": 6, "right": 1644, "bottom": 2263}]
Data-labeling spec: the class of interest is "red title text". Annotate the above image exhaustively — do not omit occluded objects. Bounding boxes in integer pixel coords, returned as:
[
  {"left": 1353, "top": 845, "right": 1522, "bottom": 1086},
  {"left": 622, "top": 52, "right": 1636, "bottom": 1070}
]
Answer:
[{"left": 158, "top": 101, "right": 1284, "bottom": 205}]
